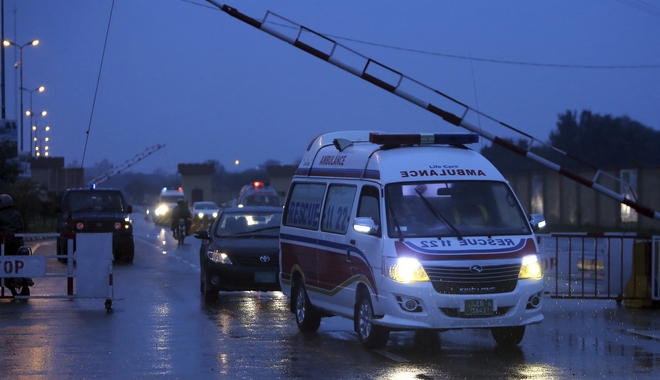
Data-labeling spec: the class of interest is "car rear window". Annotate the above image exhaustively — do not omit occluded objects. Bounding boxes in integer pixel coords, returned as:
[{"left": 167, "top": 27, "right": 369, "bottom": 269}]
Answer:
[
  {"left": 63, "top": 191, "right": 126, "bottom": 213},
  {"left": 214, "top": 211, "right": 282, "bottom": 237}
]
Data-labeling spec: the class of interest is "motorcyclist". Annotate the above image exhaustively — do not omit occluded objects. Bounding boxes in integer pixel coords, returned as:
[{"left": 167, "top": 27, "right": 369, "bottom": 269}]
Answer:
[
  {"left": 170, "top": 198, "right": 191, "bottom": 237},
  {"left": 0, "top": 194, "right": 34, "bottom": 294}
]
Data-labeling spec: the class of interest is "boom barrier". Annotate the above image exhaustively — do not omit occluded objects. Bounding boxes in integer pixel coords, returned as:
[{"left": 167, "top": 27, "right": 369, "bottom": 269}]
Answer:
[{"left": 205, "top": 1, "right": 660, "bottom": 222}]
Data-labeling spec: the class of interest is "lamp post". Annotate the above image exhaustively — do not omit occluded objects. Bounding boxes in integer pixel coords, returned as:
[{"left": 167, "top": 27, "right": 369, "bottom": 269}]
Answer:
[
  {"left": 23, "top": 85, "right": 45, "bottom": 156},
  {"left": 30, "top": 110, "right": 47, "bottom": 157},
  {"left": 33, "top": 123, "right": 50, "bottom": 157},
  {"left": 3, "top": 39, "right": 39, "bottom": 152}
]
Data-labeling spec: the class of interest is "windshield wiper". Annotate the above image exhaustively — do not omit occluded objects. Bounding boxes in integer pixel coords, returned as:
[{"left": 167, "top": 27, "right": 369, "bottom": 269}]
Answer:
[
  {"left": 248, "top": 226, "right": 280, "bottom": 233},
  {"left": 386, "top": 195, "right": 405, "bottom": 241},
  {"left": 414, "top": 188, "right": 463, "bottom": 240}
]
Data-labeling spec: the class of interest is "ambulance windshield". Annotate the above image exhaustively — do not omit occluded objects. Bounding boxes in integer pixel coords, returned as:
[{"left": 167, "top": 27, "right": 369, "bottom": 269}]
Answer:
[{"left": 385, "top": 181, "right": 532, "bottom": 238}]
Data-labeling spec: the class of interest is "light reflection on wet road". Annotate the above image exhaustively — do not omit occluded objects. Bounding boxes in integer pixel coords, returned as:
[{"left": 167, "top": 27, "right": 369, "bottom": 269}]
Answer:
[{"left": 1, "top": 217, "right": 659, "bottom": 379}]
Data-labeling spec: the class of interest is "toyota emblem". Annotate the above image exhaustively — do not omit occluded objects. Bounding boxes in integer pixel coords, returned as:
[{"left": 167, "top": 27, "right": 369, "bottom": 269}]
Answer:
[
  {"left": 469, "top": 265, "right": 483, "bottom": 273},
  {"left": 260, "top": 255, "right": 271, "bottom": 263}
]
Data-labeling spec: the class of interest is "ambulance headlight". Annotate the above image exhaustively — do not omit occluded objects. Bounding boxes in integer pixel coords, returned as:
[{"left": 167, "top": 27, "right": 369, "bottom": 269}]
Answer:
[
  {"left": 155, "top": 204, "right": 169, "bottom": 217},
  {"left": 519, "top": 254, "right": 542, "bottom": 279},
  {"left": 384, "top": 257, "right": 429, "bottom": 283},
  {"left": 198, "top": 212, "right": 205, "bottom": 219},
  {"left": 207, "top": 250, "right": 232, "bottom": 265}
]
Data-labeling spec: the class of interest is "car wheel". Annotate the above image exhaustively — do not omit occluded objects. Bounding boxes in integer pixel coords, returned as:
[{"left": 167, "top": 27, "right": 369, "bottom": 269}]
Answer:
[
  {"left": 18, "top": 283, "right": 30, "bottom": 296},
  {"left": 120, "top": 250, "right": 135, "bottom": 264},
  {"left": 113, "top": 240, "right": 135, "bottom": 264},
  {"left": 202, "top": 276, "right": 218, "bottom": 302},
  {"left": 356, "top": 288, "right": 389, "bottom": 349},
  {"left": 491, "top": 326, "right": 525, "bottom": 347},
  {"left": 6, "top": 280, "right": 29, "bottom": 297},
  {"left": 293, "top": 281, "right": 321, "bottom": 332}
]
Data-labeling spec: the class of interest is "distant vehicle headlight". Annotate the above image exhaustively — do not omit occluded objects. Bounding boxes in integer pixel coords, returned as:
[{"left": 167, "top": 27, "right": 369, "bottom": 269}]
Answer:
[
  {"left": 519, "top": 254, "right": 543, "bottom": 279},
  {"left": 198, "top": 212, "right": 204, "bottom": 219},
  {"left": 212, "top": 212, "right": 218, "bottom": 218}
]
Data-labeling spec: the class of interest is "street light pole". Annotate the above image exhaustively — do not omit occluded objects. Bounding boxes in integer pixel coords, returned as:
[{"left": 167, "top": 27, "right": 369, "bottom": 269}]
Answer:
[
  {"left": 31, "top": 109, "right": 46, "bottom": 157},
  {"left": 3, "top": 39, "right": 39, "bottom": 152},
  {"left": 22, "top": 85, "right": 45, "bottom": 157}
]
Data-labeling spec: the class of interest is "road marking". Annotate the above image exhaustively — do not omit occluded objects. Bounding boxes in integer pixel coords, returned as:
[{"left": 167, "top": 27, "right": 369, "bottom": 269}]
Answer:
[
  {"left": 329, "top": 331, "right": 409, "bottom": 362},
  {"left": 372, "top": 349, "right": 410, "bottom": 363},
  {"left": 135, "top": 236, "right": 200, "bottom": 270}
]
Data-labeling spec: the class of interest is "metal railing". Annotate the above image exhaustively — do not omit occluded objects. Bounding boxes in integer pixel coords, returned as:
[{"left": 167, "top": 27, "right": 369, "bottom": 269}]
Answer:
[{"left": 538, "top": 233, "right": 656, "bottom": 302}]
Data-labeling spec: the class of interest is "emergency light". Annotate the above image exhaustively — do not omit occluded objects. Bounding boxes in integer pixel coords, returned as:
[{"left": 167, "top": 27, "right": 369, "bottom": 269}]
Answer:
[{"left": 369, "top": 132, "right": 479, "bottom": 146}]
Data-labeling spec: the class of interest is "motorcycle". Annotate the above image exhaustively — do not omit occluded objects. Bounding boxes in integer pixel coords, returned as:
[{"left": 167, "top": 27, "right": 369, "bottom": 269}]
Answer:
[
  {"left": 3, "top": 246, "right": 34, "bottom": 297},
  {"left": 175, "top": 218, "right": 186, "bottom": 245}
]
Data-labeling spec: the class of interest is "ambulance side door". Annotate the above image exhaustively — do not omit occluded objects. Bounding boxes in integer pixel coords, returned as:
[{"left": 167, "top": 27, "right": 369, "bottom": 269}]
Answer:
[
  {"left": 347, "top": 185, "right": 384, "bottom": 301},
  {"left": 315, "top": 182, "right": 358, "bottom": 315},
  {"left": 280, "top": 182, "right": 326, "bottom": 291}
]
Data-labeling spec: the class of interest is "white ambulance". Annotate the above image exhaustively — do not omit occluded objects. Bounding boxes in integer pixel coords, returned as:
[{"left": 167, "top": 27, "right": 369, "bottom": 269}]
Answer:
[{"left": 279, "top": 131, "right": 545, "bottom": 349}]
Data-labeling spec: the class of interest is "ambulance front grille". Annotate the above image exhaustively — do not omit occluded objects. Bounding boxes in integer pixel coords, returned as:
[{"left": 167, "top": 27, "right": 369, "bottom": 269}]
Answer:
[{"left": 425, "top": 264, "right": 520, "bottom": 295}]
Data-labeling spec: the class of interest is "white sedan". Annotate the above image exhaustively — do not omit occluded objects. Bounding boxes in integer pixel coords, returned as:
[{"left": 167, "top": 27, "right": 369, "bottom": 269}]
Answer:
[{"left": 192, "top": 201, "right": 220, "bottom": 224}]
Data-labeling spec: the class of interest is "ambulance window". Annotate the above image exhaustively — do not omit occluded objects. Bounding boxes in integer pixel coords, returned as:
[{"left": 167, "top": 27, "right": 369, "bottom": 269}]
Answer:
[
  {"left": 321, "top": 184, "right": 357, "bottom": 234},
  {"left": 357, "top": 186, "right": 381, "bottom": 236},
  {"left": 284, "top": 182, "right": 326, "bottom": 230}
]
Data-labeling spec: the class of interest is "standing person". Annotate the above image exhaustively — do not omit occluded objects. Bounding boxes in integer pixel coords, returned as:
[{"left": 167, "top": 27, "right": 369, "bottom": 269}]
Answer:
[
  {"left": 0, "top": 194, "right": 33, "bottom": 295},
  {"left": 170, "top": 198, "right": 191, "bottom": 237},
  {"left": 0, "top": 193, "right": 25, "bottom": 255}
]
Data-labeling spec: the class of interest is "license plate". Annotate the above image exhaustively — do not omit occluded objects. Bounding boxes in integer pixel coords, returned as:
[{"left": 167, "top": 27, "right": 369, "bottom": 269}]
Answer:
[
  {"left": 254, "top": 272, "right": 276, "bottom": 283},
  {"left": 464, "top": 299, "right": 494, "bottom": 316}
]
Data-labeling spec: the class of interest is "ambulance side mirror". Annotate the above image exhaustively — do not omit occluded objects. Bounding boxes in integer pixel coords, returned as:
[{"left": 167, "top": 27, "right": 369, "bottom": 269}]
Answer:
[
  {"left": 353, "top": 217, "right": 379, "bottom": 236},
  {"left": 529, "top": 213, "right": 546, "bottom": 232}
]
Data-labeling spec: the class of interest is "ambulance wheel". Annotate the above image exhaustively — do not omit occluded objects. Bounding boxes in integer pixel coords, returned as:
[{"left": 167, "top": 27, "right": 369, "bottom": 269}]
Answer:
[
  {"left": 356, "top": 288, "right": 389, "bottom": 349},
  {"left": 491, "top": 326, "right": 525, "bottom": 347},
  {"left": 293, "top": 281, "right": 321, "bottom": 332}
]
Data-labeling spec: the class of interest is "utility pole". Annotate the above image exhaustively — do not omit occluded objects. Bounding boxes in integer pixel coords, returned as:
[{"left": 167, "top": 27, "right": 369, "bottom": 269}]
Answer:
[{"left": 1, "top": 0, "right": 6, "bottom": 120}]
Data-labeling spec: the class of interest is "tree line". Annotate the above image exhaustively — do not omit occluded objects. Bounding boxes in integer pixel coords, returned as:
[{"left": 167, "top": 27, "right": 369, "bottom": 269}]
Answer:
[{"left": 480, "top": 110, "right": 660, "bottom": 174}]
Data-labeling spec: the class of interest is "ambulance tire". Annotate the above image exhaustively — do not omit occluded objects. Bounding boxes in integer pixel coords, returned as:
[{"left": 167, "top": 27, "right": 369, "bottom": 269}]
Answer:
[
  {"left": 293, "top": 281, "right": 321, "bottom": 332},
  {"left": 491, "top": 326, "right": 525, "bottom": 347},
  {"left": 356, "top": 288, "right": 389, "bottom": 349}
]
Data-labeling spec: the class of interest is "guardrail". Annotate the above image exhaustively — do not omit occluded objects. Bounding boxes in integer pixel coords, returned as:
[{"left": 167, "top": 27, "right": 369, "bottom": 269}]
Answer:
[
  {"left": 538, "top": 233, "right": 657, "bottom": 305},
  {"left": 0, "top": 232, "right": 114, "bottom": 310}
]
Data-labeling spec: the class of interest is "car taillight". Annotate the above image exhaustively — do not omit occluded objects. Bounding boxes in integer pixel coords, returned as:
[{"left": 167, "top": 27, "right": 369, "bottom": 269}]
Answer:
[
  {"left": 114, "top": 222, "right": 122, "bottom": 230},
  {"left": 76, "top": 222, "right": 84, "bottom": 230}
]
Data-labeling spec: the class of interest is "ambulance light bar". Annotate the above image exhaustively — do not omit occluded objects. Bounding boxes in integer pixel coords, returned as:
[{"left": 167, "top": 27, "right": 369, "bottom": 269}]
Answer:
[{"left": 369, "top": 133, "right": 479, "bottom": 146}]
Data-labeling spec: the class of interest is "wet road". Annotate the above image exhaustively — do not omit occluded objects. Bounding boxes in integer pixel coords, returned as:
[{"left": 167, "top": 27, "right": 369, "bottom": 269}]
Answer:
[{"left": 1, "top": 217, "right": 660, "bottom": 379}]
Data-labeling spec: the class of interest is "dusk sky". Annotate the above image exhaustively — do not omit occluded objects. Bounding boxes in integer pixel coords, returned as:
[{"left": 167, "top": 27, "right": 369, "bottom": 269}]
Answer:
[{"left": 3, "top": 0, "right": 659, "bottom": 174}]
